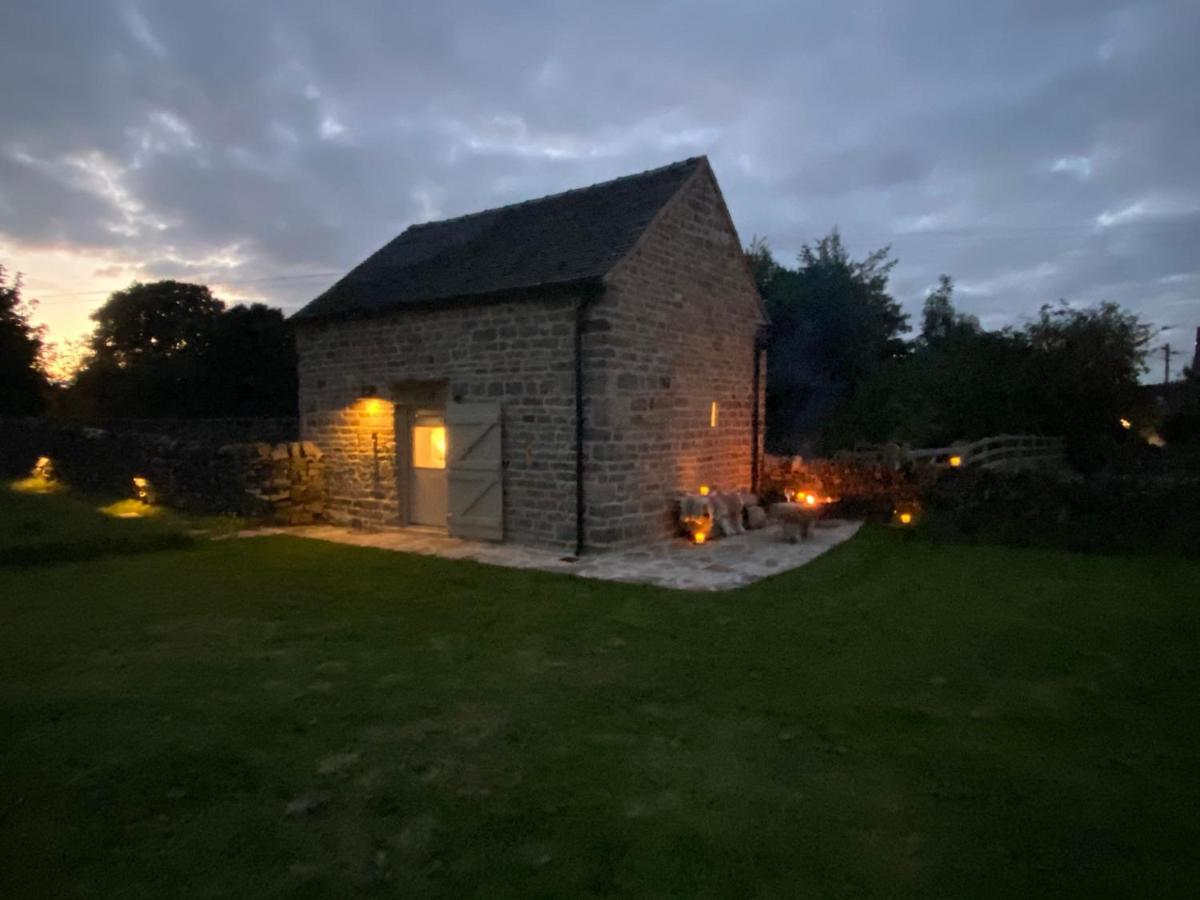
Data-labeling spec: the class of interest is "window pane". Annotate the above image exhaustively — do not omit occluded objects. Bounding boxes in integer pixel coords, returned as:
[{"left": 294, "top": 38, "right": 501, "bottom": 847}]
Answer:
[{"left": 413, "top": 424, "right": 446, "bottom": 469}]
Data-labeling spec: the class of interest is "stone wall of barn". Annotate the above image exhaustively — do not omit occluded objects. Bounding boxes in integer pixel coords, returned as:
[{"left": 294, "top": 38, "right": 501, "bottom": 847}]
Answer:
[
  {"left": 582, "top": 164, "right": 766, "bottom": 549},
  {"left": 293, "top": 294, "right": 582, "bottom": 548}
]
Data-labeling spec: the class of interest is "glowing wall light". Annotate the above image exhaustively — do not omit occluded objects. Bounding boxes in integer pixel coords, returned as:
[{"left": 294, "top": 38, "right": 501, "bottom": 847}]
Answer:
[
  {"left": 948, "top": 455, "right": 962, "bottom": 468},
  {"left": 710, "top": 401, "right": 719, "bottom": 428}
]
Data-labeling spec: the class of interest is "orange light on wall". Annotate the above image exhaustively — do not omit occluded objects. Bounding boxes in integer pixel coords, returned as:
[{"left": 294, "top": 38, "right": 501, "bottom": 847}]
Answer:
[
  {"left": 693, "top": 532, "right": 708, "bottom": 544},
  {"left": 948, "top": 455, "right": 962, "bottom": 468},
  {"left": 698, "top": 485, "right": 710, "bottom": 496},
  {"left": 710, "top": 401, "right": 719, "bottom": 428},
  {"left": 804, "top": 493, "right": 818, "bottom": 506}
]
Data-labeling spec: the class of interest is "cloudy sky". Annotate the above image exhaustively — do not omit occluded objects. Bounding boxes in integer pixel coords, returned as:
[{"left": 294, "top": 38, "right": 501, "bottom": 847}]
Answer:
[{"left": 2, "top": 0, "right": 1198, "bottom": 371}]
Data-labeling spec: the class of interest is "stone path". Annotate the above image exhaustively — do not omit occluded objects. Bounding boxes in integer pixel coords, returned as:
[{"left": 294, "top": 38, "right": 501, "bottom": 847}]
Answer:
[{"left": 236, "top": 519, "right": 862, "bottom": 592}]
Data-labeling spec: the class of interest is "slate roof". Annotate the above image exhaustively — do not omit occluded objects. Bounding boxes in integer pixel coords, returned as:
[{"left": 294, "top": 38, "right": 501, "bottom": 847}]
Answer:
[{"left": 292, "top": 156, "right": 705, "bottom": 321}]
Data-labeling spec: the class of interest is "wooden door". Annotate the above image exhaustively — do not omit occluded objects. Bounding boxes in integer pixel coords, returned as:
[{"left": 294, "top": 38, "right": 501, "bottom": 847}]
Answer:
[{"left": 446, "top": 401, "right": 503, "bottom": 541}]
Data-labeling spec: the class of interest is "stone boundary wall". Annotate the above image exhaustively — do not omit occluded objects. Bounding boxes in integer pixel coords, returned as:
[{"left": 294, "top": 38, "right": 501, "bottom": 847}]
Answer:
[
  {"left": 74, "top": 417, "right": 299, "bottom": 445},
  {"left": 0, "top": 418, "right": 325, "bottom": 524}
]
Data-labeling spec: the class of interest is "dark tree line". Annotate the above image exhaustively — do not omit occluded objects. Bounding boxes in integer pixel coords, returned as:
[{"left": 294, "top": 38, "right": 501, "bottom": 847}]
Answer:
[
  {"left": 0, "top": 265, "right": 48, "bottom": 415},
  {"left": 749, "top": 232, "right": 1156, "bottom": 457},
  {"left": 0, "top": 270, "right": 297, "bottom": 420},
  {"left": 0, "top": 250, "right": 1174, "bottom": 451},
  {"left": 66, "top": 280, "right": 298, "bottom": 418}
]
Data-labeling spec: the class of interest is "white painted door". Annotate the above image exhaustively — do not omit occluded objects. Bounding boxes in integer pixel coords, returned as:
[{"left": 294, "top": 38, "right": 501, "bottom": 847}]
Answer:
[
  {"left": 446, "top": 401, "right": 503, "bottom": 541},
  {"left": 409, "top": 411, "right": 447, "bottom": 527}
]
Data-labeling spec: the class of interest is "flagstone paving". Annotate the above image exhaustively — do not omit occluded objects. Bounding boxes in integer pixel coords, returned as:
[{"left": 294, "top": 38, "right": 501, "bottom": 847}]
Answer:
[{"left": 236, "top": 518, "right": 862, "bottom": 591}]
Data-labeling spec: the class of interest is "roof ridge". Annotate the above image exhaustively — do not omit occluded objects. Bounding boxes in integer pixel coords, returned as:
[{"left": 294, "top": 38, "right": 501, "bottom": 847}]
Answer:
[{"left": 404, "top": 155, "right": 705, "bottom": 233}]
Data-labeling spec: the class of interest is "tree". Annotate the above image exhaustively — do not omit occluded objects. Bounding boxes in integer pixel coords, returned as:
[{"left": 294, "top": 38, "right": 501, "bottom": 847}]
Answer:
[
  {"left": 753, "top": 230, "right": 909, "bottom": 453},
  {"left": 199, "top": 303, "right": 297, "bottom": 416},
  {"left": 1024, "top": 301, "right": 1153, "bottom": 443},
  {"left": 68, "top": 281, "right": 297, "bottom": 418},
  {"left": 1161, "top": 364, "right": 1200, "bottom": 444},
  {"left": 891, "top": 276, "right": 1037, "bottom": 445},
  {"left": 898, "top": 291, "right": 1153, "bottom": 451},
  {"left": 89, "top": 280, "right": 225, "bottom": 367},
  {"left": 919, "top": 275, "right": 979, "bottom": 346},
  {"left": 0, "top": 264, "right": 48, "bottom": 415}
]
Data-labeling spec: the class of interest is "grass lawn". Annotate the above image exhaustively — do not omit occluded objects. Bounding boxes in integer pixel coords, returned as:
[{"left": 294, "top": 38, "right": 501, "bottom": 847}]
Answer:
[
  {"left": 0, "top": 484, "right": 214, "bottom": 566},
  {"left": 1, "top": 492, "right": 1198, "bottom": 897}
]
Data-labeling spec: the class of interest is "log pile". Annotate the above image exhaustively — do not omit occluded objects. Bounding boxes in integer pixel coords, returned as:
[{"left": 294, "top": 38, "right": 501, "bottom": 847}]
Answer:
[{"left": 240, "top": 441, "right": 326, "bottom": 525}]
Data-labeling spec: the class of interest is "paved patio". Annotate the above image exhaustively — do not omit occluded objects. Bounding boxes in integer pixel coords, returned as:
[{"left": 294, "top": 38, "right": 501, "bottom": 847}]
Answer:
[{"left": 238, "top": 518, "right": 862, "bottom": 591}]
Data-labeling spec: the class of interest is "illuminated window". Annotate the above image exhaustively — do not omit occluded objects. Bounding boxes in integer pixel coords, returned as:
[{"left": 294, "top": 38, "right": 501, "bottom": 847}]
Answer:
[
  {"left": 710, "top": 401, "right": 719, "bottom": 428},
  {"left": 412, "top": 424, "right": 446, "bottom": 469}
]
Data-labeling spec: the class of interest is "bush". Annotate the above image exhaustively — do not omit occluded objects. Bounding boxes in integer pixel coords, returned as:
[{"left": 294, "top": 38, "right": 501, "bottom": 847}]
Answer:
[{"left": 921, "top": 468, "right": 1200, "bottom": 557}]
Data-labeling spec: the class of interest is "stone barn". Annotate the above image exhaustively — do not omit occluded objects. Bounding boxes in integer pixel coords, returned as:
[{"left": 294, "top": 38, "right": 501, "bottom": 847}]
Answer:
[{"left": 291, "top": 156, "right": 766, "bottom": 553}]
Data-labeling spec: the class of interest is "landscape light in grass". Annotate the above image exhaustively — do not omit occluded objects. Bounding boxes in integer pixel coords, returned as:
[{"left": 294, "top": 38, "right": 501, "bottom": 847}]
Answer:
[
  {"left": 12, "top": 455, "right": 62, "bottom": 493},
  {"left": 1120, "top": 418, "right": 1132, "bottom": 430},
  {"left": 948, "top": 455, "right": 963, "bottom": 468},
  {"left": 893, "top": 501, "right": 920, "bottom": 526},
  {"left": 132, "top": 476, "right": 150, "bottom": 502}
]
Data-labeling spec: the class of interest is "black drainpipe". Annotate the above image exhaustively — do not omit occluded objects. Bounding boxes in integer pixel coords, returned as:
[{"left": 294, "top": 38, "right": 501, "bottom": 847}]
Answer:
[
  {"left": 574, "top": 285, "right": 602, "bottom": 557},
  {"left": 751, "top": 330, "right": 768, "bottom": 494}
]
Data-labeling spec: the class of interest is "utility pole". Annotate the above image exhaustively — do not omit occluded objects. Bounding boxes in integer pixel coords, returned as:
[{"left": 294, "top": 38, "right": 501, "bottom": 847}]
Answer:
[{"left": 1163, "top": 343, "right": 1172, "bottom": 385}]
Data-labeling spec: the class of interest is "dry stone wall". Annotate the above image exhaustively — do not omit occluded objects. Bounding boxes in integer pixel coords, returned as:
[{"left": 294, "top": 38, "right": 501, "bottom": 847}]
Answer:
[{"left": 0, "top": 418, "right": 325, "bottom": 523}]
